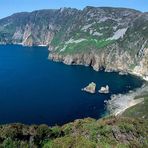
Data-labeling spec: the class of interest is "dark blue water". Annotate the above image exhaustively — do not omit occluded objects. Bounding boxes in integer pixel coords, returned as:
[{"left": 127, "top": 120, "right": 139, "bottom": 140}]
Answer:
[{"left": 0, "top": 45, "right": 143, "bottom": 125}]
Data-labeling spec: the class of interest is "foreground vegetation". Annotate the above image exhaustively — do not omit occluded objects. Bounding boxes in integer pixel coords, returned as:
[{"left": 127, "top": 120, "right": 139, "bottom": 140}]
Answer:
[{"left": 0, "top": 116, "right": 147, "bottom": 148}]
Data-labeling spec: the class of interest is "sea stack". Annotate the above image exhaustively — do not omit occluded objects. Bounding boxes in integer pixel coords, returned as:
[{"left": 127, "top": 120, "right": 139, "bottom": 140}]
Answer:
[
  {"left": 99, "top": 85, "right": 109, "bottom": 94},
  {"left": 82, "top": 82, "right": 96, "bottom": 94}
]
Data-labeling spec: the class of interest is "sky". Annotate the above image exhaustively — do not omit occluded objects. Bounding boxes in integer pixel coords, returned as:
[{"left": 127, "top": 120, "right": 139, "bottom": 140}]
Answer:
[{"left": 0, "top": 0, "right": 148, "bottom": 19}]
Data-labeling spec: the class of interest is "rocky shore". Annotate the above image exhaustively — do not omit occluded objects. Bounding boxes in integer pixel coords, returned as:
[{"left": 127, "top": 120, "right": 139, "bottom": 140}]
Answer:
[
  {"left": 0, "top": 5, "right": 148, "bottom": 120},
  {"left": 48, "top": 51, "right": 148, "bottom": 82},
  {"left": 0, "top": 6, "right": 147, "bottom": 81},
  {"left": 0, "top": 6, "right": 147, "bottom": 148},
  {"left": 106, "top": 84, "right": 148, "bottom": 116}
]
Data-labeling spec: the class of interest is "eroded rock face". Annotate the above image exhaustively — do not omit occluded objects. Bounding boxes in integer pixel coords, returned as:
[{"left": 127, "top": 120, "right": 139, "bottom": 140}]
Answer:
[
  {"left": 133, "top": 48, "right": 148, "bottom": 78},
  {"left": 82, "top": 82, "right": 96, "bottom": 94},
  {"left": 0, "top": 8, "right": 79, "bottom": 46},
  {"left": 0, "top": 7, "right": 148, "bottom": 78}
]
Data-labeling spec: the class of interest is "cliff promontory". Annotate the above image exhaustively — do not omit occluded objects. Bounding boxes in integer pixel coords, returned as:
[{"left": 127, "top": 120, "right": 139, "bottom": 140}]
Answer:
[{"left": 0, "top": 7, "right": 148, "bottom": 79}]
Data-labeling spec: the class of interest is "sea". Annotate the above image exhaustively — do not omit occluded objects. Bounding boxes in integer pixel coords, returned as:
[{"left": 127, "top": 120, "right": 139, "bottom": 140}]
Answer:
[{"left": 0, "top": 45, "right": 143, "bottom": 125}]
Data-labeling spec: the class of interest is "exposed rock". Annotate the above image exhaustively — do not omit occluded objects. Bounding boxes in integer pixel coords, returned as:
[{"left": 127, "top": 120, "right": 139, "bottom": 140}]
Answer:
[
  {"left": 0, "top": 7, "right": 148, "bottom": 79},
  {"left": 107, "top": 28, "right": 128, "bottom": 40},
  {"left": 99, "top": 85, "right": 109, "bottom": 94},
  {"left": 82, "top": 82, "right": 96, "bottom": 94},
  {"left": 119, "top": 71, "right": 128, "bottom": 75},
  {"left": 106, "top": 85, "right": 148, "bottom": 116}
]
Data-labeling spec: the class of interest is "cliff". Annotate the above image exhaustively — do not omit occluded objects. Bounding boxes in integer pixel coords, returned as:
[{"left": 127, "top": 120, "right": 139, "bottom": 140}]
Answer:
[
  {"left": 0, "top": 7, "right": 148, "bottom": 147},
  {"left": 0, "top": 7, "right": 147, "bottom": 79}
]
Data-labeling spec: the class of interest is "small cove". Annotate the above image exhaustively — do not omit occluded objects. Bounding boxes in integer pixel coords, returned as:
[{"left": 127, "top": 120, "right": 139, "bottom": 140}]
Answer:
[{"left": 0, "top": 45, "right": 144, "bottom": 125}]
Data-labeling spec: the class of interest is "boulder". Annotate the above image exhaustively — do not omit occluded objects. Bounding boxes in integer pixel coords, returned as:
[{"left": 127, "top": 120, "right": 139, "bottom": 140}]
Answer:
[
  {"left": 99, "top": 85, "right": 109, "bottom": 94},
  {"left": 82, "top": 82, "right": 96, "bottom": 94}
]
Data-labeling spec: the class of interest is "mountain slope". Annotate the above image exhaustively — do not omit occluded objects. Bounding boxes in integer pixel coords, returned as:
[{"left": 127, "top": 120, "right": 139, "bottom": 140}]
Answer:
[
  {"left": 0, "top": 7, "right": 148, "bottom": 148},
  {"left": 0, "top": 7, "right": 148, "bottom": 79}
]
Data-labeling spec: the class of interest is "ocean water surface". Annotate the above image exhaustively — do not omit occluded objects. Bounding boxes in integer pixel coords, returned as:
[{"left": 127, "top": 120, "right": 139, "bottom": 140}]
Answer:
[{"left": 0, "top": 45, "right": 143, "bottom": 125}]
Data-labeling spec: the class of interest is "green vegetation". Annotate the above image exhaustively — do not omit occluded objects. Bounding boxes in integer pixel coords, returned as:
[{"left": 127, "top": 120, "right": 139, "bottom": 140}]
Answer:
[
  {"left": 0, "top": 7, "right": 147, "bottom": 148},
  {"left": 56, "top": 39, "right": 114, "bottom": 55},
  {"left": 123, "top": 94, "right": 148, "bottom": 119},
  {"left": 0, "top": 117, "right": 147, "bottom": 148},
  {"left": 129, "top": 63, "right": 137, "bottom": 70},
  {"left": 51, "top": 30, "right": 66, "bottom": 46}
]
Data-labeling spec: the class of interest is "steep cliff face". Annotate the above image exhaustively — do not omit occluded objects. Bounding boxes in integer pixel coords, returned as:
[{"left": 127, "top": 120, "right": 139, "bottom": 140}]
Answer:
[
  {"left": 0, "top": 8, "right": 79, "bottom": 46},
  {"left": 0, "top": 7, "right": 148, "bottom": 78},
  {"left": 48, "top": 7, "right": 148, "bottom": 79}
]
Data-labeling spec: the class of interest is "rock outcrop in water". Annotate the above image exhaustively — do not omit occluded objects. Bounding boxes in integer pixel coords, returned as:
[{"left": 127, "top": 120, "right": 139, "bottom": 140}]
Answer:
[
  {"left": 82, "top": 82, "right": 96, "bottom": 93},
  {"left": 99, "top": 85, "right": 109, "bottom": 94},
  {"left": 0, "top": 7, "right": 148, "bottom": 79}
]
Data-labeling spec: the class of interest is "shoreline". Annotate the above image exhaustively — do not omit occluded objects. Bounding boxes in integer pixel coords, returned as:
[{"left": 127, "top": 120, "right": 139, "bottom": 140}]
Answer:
[
  {"left": 1, "top": 43, "right": 148, "bottom": 117},
  {"left": 106, "top": 84, "right": 148, "bottom": 116},
  {"left": 48, "top": 53, "right": 148, "bottom": 83},
  {"left": 0, "top": 42, "right": 48, "bottom": 47},
  {"left": 130, "top": 71, "right": 148, "bottom": 82},
  {"left": 1, "top": 43, "right": 147, "bottom": 82},
  {"left": 114, "top": 98, "right": 144, "bottom": 116},
  {"left": 48, "top": 54, "right": 148, "bottom": 117}
]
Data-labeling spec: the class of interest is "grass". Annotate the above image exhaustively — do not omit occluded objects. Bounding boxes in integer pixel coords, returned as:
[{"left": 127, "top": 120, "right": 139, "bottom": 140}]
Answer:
[
  {"left": 51, "top": 30, "right": 65, "bottom": 46},
  {"left": 55, "top": 39, "right": 114, "bottom": 55},
  {"left": 122, "top": 94, "right": 148, "bottom": 119},
  {"left": 43, "top": 117, "right": 148, "bottom": 148},
  {"left": 0, "top": 116, "right": 147, "bottom": 147},
  {"left": 48, "top": 136, "right": 97, "bottom": 148}
]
